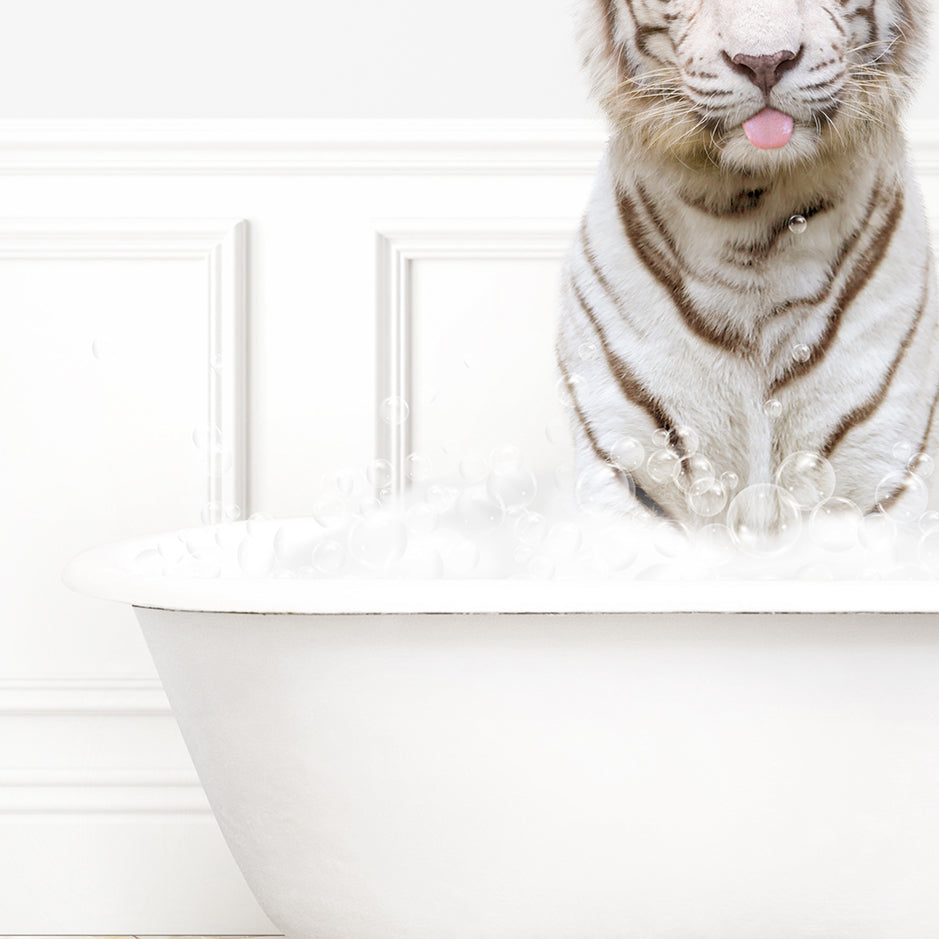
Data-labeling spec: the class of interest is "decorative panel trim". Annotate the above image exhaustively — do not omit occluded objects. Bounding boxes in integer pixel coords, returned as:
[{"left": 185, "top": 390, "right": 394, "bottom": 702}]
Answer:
[
  {"left": 374, "top": 220, "right": 576, "bottom": 496},
  {"left": 0, "top": 678, "right": 207, "bottom": 815},
  {"left": 0, "top": 676, "right": 169, "bottom": 715},
  {"left": 0, "top": 218, "right": 249, "bottom": 523},
  {"left": 0, "top": 119, "right": 937, "bottom": 176},
  {"left": 0, "top": 769, "right": 208, "bottom": 815}
]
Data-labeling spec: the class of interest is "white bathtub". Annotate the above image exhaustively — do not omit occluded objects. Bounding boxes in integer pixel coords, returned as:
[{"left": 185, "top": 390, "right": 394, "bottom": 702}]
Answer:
[{"left": 65, "top": 520, "right": 939, "bottom": 939}]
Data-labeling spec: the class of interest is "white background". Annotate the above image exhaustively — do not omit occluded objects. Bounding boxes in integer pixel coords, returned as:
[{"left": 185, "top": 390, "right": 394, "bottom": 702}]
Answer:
[
  {"left": 1, "top": 0, "right": 939, "bottom": 934},
  {"left": 0, "top": 0, "right": 936, "bottom": 121}
]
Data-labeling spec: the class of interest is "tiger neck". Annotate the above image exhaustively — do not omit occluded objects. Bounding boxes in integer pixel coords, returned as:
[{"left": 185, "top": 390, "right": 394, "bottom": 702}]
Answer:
[{"left": 606, "top": 131, "right": 899, "bottom": 230}]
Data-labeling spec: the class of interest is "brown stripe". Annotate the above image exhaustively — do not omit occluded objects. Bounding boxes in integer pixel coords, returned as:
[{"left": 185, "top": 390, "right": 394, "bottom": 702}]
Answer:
[
  {"left": 569, "top": 278, "right": 676, "bottom": 434},
  {"left": 616, "top": 185, "right": 749, "bottom": 354},
  {"left": 557, "top": 353, "right": 675, "bottom": 521},
  {"left": 770, "top": 186, "right": 904, "bottom": 395},
  {"left": 682, "top": 186, "right": 768, "bottom": 218},
  {"left": 872, "top": 337, "right": 939, "bottom": 517},
  {"left": 821, "top": 270, "right": 930, "bottom": 459}
]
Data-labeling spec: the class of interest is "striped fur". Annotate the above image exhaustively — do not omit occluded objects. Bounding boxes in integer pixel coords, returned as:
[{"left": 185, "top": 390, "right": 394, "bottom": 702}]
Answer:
[{"left": 559, "top": 0, "right": 939, "bottom": 526}]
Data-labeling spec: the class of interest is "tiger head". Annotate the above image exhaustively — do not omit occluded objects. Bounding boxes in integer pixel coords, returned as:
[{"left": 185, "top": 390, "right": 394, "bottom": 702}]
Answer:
[{"left": 581, "top": 0, "right": 929, "bottom": 172}]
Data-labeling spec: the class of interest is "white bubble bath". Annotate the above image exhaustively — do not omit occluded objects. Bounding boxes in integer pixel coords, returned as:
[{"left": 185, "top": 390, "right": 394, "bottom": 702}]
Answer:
[{"left": 66, "top": 443, "right": 939, "bottom": 613}]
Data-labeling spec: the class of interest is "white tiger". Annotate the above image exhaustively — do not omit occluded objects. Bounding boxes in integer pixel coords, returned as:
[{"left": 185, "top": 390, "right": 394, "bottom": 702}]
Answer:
[{"left": 558, "top": 0, "right": 939, "bottom": 528}]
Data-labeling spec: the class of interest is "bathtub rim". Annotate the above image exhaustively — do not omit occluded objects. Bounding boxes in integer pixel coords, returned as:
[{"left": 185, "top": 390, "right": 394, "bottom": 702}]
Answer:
[{"left": 63, "top": 522, "right": 939, "bottom": 616}]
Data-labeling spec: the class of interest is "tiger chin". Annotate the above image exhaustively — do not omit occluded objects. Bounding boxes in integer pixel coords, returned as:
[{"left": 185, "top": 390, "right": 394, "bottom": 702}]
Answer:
[{"left": 558, "top": 0, "right": 939, "bottom": 533}]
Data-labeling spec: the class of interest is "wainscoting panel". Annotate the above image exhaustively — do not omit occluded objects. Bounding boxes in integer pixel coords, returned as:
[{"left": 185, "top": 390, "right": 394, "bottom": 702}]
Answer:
[{"left": 0, "top": 120, "right": 938, "bottom": 931}]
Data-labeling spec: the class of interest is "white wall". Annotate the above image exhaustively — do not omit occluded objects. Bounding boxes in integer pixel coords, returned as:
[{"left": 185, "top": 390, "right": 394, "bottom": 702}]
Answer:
[
  {"left": 2, "top": 0, "right": 939, "bottom": 933},
  {"left": 1, "top": 0, "right": 938, "bottom": 122}
]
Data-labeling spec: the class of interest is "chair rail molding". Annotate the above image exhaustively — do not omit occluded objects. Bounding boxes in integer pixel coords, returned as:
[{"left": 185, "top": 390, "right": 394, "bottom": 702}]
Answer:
[
  {"left": 0, "top": 217, "right": 249, "bottom": 523},
  {"left": 0, "top": 119, "right": 937, "bottom": 175}
]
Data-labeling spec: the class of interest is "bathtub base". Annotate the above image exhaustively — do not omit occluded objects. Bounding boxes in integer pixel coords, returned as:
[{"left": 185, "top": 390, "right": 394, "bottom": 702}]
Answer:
[{"left": 136, "top": 607, "right": 939, "bottom": 939}]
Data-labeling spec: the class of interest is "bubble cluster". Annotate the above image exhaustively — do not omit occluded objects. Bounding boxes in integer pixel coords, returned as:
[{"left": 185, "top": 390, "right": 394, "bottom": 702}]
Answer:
[{"left": 140, "top": 430, "right": 939, "bottom": 585}]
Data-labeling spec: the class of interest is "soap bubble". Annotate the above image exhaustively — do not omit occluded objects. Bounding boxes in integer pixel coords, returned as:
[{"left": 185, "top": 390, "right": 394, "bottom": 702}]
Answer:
[
  {"left": 544, "top": 420, "right": 569, "bottom": 446},
  {"left": 205, "top": 444, "right": 234, "bottom": 478},
  {"left": 192, "top": 424, "right": 222, "bottom": 452},
  {"left": 647, "top": 448, "right": 681, "bottom": 484},
  {"left": 380, "top": 396, "right": 410, "bottom": 426},
  {"left": 426, "top": 484, "right": 459, "bottom": 514},
  {"left": 720, "top": 471, "right": 740, "bottom": 492},
  {"left": 312, "top": 539, "right": 345, "bottom": 574},
  {"left": 223, "top": 504, "right": 242, "bottom": 522},
  {"left": 792, "top": 343, "right": 811, "bottom": 363},
  {"left": 578, "top": 341, "right": 598, "bottom": 362},
  {"left": 920, "top": 510, "right": 939, "bottom": 535},
  {"left": 336, "top": 468, "right": 367, "bottom": 500},
  {"left": 487, "top": 466, "right": 537, "bottom": 510},
  {"left": 313, "top": 493, "right": 347, "bottom": 529},
  {"left": 347, "top": 510, "right": 407, "bottom": 569},
  {"left": 651, "top": 428, "right": 671, "bottom": 448},
  {"left": 367, "top": 459, "right": 393, "bottom": 489},
  {"left": 875, "top": 471, "right": 930, "bottom": 524},
  {"left": 457, "top": 484, "right": 505, "bottom": 532},
  {"left": 201, "top": 502, "right": 222, "bottom": 525},
  {"left": 575, "top": 463, "right": 625, "bottom": 513},
  {"left": 609, "top": 436, "right": 645, "bottom": 473},
  {"left": 675, "top": 454, "right": 716, "bottom": 495},
  {"left": 515, "top": 511, "right": 549, "bottom": 546},
  {"left": 810, "top": 497, "right": 862, "bottom": 552},
  {"left": 892, "top": 441, "right": 915, "bottom": 463},
  {"left": 909, "top": 452, "right": 935, "bottom": 480},
  {"left": 687, "top": 478, "right": 728, "bottom": 517},
  {"left": 674, "top": 425, "right": 701, "bottom": 455},
  {"left": 763, "top": 398, "right": 783, "bottom": 419},
  {"left": 775, "top": 451, "right": 836, "bottom": 510},
  {"left": 406, "top": 452, "right": 433, "bottom": 483},
  {"left": 727, "top": 484, "right": 802, "bottom": 556},
  {"left": 788, "top": 215, "right": 807, "bottom": 234},
  {"left": 557, "top": 372, "right": 588, "bottom": 406}
]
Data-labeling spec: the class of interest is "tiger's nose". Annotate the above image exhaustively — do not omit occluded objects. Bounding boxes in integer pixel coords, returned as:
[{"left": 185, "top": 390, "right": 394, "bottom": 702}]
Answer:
[{"left": 725, "top": 48, "right": 802, "bottom": 94}]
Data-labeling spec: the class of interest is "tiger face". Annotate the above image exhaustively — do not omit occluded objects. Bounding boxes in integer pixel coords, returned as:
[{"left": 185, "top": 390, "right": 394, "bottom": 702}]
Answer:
[{"left": 582, "top": 0, "right": 928, "bottom": 171}]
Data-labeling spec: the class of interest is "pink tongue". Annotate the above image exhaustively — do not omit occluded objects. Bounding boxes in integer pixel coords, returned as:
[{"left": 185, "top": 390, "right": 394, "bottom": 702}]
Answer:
[{"left": 742, "top": 108, "right": 794, "bottom": 149}]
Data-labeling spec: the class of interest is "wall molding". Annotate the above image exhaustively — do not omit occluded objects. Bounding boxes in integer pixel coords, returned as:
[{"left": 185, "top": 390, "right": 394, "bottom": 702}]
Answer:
[
  {"left": 0, "top": 769, "right": 208, "bottom": 815},
  {"left": 0, "top": 119, "right": 607, "bottom": 175},
  {"left": 0, "top": 119, "right": 938, "bottom": 176},
  {"left": 374, "top": 220, "right": 575, "bottom": 495},
  {"left": 0, "top": 675, "right": 169, "bottom": 715},
  {"left": 0, "top": 218, "right": 249, "bottom": 523}
]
